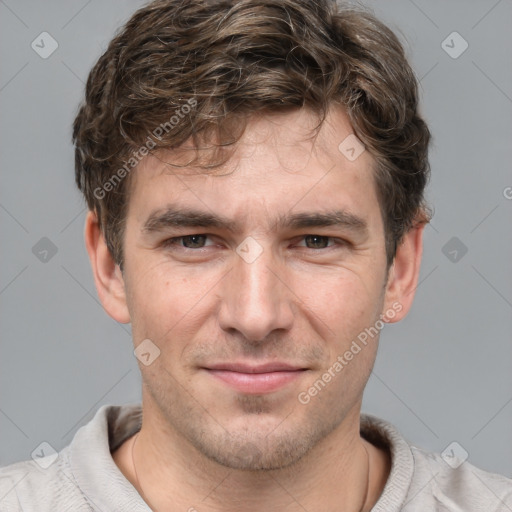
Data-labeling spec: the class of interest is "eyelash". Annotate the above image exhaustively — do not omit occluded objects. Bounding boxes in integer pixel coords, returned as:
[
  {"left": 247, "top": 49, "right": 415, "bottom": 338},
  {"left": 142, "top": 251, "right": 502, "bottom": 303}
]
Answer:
[{"left": 161, "top": 234, "right": 347, "bottom": 252}]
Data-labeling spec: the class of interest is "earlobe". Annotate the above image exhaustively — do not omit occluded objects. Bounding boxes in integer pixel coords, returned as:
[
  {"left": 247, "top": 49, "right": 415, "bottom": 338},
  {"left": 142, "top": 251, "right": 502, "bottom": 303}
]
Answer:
[
  {"left": 382, "top": 224, "right": 425, "bottom": 324},
  {"left": 84, "top": 211, "right": 131, "bottom": 324}
]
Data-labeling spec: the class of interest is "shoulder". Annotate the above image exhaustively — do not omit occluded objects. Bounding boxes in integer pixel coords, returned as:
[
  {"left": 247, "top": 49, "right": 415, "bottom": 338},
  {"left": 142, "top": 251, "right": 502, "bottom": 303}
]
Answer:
[
  {"left": 0, "top": 404, "right": 141, "bottom": 512},
  {"left": 0, "top": 448, "right": 91, "bottom": 512},
  {"left": 361, "top": 413, "right": 512, "bottom": 512},
  {"left": 407, "top": 445, "right": 512, "bottom": 511}
]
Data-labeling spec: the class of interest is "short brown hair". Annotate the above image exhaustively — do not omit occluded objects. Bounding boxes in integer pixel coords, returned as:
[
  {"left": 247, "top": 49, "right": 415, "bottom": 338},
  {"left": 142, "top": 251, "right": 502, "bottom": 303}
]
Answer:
[{"left": 73, "top": 0, "right": 431, "bottom": 268}]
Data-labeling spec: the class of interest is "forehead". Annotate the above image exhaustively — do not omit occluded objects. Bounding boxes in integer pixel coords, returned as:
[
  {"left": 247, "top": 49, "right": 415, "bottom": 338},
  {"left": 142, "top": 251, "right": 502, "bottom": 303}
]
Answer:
[{"left": 126, "top": 107, "right": 381, "bottom": 233}]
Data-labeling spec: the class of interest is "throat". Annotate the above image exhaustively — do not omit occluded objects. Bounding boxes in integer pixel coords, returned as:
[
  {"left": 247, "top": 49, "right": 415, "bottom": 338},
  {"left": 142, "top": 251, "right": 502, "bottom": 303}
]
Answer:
[{"left": 111, "top": 429, "right": 391, "bottom": 512}]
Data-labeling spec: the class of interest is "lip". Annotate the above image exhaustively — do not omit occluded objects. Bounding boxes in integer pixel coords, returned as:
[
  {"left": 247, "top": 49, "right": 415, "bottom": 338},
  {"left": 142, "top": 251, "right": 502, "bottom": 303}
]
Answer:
[{"left": 203, "top": 362, "right": 308, "bottom": 394}]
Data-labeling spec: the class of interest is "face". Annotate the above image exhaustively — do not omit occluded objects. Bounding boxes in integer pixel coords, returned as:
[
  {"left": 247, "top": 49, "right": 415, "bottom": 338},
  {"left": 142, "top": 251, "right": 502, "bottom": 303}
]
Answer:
[{"left": 116, "top": 108, "right": 401, "bottom": 470}]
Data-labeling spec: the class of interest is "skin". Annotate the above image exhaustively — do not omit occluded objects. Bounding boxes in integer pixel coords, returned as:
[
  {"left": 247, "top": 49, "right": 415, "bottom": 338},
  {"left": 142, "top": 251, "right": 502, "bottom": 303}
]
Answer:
[{"left": 85, "top": 107, "right": 424, "bottom": 511}]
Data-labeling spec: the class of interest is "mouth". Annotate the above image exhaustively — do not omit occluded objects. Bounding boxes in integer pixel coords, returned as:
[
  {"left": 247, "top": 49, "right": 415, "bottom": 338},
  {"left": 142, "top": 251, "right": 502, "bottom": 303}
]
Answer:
[{"left": 202, "top": 362, "right": 308, "bottom": 394}]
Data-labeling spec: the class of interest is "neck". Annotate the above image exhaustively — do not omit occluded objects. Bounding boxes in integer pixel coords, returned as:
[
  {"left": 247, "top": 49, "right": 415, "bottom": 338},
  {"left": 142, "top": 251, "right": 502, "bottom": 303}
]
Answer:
[{"left": 114, "top": 402, "right": 390, "bottom": 512}]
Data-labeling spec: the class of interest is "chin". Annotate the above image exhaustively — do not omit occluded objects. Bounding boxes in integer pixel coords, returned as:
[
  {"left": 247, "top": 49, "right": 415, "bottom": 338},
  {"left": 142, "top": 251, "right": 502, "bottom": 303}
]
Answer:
[{"left": 186, "top": 414, "right": 339, "bottom": 471}]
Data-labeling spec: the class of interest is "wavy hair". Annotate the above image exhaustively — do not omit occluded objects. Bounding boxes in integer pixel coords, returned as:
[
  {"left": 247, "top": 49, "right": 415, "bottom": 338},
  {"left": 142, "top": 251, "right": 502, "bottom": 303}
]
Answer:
[{"left": 73, "top": 0, "right": 431, "bottom": 268}]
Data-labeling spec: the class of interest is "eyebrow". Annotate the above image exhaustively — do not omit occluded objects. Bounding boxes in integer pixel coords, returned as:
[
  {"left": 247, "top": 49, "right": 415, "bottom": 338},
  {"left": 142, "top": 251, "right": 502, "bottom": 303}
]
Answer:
[{"left": 141, "top": 206, "right": 368, "bottom": 236}]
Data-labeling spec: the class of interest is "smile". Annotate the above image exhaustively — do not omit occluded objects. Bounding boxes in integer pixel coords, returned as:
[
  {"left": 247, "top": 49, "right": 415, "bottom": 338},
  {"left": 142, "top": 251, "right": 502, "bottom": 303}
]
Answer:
[{"left": 203, "top": 363, "right": 308, "bottom": 394}]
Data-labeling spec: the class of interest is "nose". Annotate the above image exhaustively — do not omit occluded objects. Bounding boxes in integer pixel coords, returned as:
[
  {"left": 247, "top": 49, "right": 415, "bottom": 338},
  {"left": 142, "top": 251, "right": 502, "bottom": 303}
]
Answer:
[{"left": 217, "top": 243, "right": 294, "bottom": 343}]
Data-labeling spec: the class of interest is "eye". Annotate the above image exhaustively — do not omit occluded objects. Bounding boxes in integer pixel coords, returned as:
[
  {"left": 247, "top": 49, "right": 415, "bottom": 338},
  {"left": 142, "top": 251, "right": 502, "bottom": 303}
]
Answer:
[
  {"left": 162, "top": 234, "right": 212, "bottom": 249},
  {"left": 298, "top": 235, "right": 339, "bottom": 249},
  {"left": 160, "top": 234, "right": 347, "bottom": 253}
]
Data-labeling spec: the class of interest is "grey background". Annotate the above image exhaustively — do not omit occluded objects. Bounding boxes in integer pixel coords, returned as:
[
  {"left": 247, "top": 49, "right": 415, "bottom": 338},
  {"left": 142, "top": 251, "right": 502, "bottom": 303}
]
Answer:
[{"left": 1, "top": 0, "right": 511, "bottom": 478}]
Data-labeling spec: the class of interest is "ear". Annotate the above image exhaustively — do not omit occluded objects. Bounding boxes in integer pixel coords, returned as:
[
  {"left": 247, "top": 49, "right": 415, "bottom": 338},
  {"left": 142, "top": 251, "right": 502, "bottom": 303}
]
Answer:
[
  {"left": 381, "top": 223, "right": 425, "bottom": 323},
  {"left": 84, "top": 210, "right": 130, "bottom": 324}
]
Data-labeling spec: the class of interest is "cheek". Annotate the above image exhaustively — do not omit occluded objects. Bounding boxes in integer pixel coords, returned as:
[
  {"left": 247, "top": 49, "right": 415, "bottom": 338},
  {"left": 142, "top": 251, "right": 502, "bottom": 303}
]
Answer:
[
  {"left": 126, "top": 262, "right": 217, "bottom": 346},
  {"left": 303, "top": 273, "right": 382, "bottom": 398},
  {"left": 298, "top": 269, "right": 383, "bottom": 339}
]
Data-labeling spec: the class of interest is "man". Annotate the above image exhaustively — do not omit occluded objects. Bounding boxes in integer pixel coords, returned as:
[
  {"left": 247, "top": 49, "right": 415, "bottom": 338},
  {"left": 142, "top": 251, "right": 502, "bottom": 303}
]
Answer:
[{"left": 1, "top": 0, "right": 511, "bottom": 510}]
